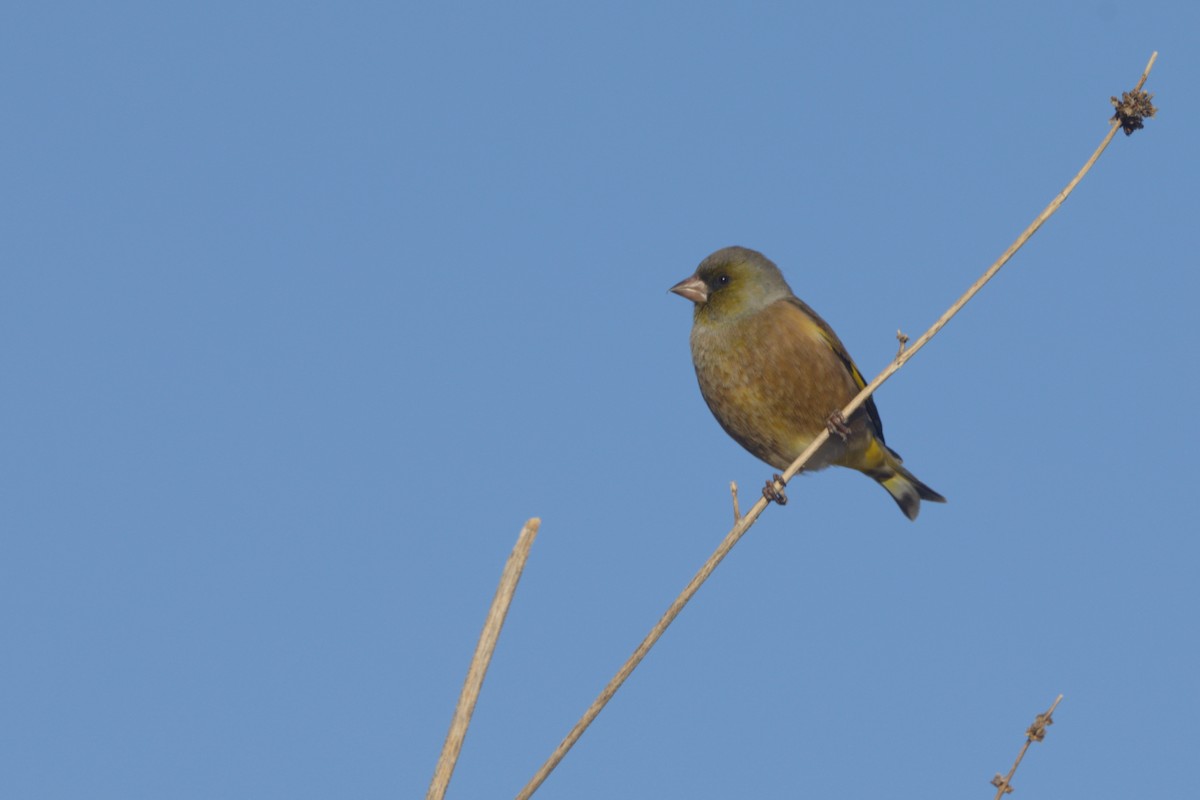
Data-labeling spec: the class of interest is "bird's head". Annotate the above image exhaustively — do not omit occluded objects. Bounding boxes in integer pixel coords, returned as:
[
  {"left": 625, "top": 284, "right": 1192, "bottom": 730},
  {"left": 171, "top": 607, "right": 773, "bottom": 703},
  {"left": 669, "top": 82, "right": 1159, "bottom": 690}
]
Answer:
[{"left": 670, "top": 246, "right": 793, "bottom": 323}]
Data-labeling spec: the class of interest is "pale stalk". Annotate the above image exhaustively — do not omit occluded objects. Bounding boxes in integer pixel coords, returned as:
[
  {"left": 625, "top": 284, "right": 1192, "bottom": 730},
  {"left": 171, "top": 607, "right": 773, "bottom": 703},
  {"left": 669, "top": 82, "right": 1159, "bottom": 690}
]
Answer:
[{"left": 427, "top": 518, "right": 541, "bottom": 800}]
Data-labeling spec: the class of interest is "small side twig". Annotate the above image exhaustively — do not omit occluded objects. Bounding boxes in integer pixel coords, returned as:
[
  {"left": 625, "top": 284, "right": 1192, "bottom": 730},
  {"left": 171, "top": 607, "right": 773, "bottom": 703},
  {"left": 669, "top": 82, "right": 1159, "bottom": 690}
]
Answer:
[
  {"left": 991, "top": 694, "right": 1063, "bottom": 797},
  {"left": 895, "top": 329, "right": 910, "bottom": 358},
  {"left": 730, "top": 481, "right": 741, "bottom": 522},
  {"left": 426, "top": 518, "right": 541, "bottom": 800}
]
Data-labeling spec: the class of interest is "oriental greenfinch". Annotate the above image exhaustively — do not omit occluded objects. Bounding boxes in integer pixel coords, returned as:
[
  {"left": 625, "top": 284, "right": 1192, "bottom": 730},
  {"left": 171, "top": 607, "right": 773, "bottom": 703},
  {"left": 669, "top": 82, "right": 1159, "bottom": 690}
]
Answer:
[{"left": 671, "top": 246, "right": 945, "bottom": 520}]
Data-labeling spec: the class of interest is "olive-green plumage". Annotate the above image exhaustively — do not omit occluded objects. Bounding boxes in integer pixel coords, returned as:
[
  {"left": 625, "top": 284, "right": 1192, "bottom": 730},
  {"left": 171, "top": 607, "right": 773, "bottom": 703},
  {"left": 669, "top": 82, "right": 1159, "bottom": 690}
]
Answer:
[{"left": 670, "top": 246, "right": 945, "bottom": 520}]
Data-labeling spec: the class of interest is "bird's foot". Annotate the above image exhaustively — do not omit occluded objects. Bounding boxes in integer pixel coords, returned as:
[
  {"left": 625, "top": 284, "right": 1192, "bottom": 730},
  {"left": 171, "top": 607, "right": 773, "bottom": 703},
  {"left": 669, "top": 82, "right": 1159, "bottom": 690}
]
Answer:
[
  {"left": 762, "top": 474, "right": 788, "bottom": 505},
  {"left": 826, "top": 411, "right": 852, "bottom": 441}
]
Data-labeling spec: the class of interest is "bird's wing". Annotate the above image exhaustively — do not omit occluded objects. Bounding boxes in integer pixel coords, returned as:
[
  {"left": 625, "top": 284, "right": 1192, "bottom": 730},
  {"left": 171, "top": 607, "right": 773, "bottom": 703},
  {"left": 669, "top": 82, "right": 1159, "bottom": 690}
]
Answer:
[{"left": 783, "top": 296, "right": 887, "bottom": 443}]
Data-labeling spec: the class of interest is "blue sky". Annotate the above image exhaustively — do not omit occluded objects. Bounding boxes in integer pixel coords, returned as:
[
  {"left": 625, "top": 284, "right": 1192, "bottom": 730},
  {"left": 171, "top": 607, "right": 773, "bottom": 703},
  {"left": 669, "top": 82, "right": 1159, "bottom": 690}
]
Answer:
[{"left": 3, "top": 2, "right": 1196, "bottom": 798}]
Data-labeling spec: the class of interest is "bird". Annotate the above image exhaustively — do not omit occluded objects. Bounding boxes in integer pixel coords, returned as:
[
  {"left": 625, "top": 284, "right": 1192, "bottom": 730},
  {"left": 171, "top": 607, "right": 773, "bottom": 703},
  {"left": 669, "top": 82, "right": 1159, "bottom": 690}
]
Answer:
[{"left": 670, "top": 246, "right": 945, "bottom": 520}]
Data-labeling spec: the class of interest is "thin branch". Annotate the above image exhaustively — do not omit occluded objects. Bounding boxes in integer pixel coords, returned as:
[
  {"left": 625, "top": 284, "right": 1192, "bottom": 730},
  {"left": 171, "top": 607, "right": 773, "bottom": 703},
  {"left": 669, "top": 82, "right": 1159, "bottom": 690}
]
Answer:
[
  {"left": 778, "top": 49, "right": 1157, "bottom": 489},
  {"left": 730, "top": 481, "right": 741, "bottom": 523},
  {"left": 515, "top": 52, "right": 1156, "bottom": 799},
  {"left": 515, "top": 510, "right": 763, "bottom": 800},
  {"left": 991, "top": 695, "right": 1064, "bottom": 797},
  {"left": 427, "top": 518, "right": 541, "bottom": 800}
]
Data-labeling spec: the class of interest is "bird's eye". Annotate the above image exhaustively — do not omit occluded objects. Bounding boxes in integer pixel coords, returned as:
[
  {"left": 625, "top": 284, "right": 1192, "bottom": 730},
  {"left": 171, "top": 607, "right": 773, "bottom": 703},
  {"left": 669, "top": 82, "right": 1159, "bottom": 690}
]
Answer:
[{"left": 716, "top": 274, "right": 730, "bottom": 286}]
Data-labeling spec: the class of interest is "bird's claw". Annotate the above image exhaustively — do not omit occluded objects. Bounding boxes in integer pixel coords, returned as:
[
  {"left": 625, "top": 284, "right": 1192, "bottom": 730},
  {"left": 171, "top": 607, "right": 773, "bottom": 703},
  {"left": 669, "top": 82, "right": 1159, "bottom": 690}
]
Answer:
[
  {"left": 762, "top": 474, "right": 788, "bottom": 505},
  {"left": 827, "top": 411, "right": 852, "bottom": 441}
]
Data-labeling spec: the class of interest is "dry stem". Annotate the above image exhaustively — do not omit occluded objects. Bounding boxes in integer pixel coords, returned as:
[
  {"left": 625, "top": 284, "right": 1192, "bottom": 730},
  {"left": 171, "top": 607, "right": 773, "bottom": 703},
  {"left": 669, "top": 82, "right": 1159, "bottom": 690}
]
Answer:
[
  {"left": 514, "top": 51, "right": 1156, "bottom": 799},
  {"left": 991, "top": 695, "right": 1064, "bottom": 797},
  {"left": 427, "top": 518, "right": 541, "bottom": 800}
]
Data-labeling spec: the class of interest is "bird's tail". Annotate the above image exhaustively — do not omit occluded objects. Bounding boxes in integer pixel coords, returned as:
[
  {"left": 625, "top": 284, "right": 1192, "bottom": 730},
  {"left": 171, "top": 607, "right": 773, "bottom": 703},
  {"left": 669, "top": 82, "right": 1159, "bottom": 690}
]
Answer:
[{"left": 859, "top": 439, "right": 946, "bottom": 521}]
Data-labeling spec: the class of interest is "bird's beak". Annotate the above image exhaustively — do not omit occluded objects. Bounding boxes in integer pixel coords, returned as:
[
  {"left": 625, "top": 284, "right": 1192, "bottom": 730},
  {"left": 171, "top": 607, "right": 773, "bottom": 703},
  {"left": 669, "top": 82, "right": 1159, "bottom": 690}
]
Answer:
[{"left": 669, "top": 274, "right": 707, "bottom": 304}]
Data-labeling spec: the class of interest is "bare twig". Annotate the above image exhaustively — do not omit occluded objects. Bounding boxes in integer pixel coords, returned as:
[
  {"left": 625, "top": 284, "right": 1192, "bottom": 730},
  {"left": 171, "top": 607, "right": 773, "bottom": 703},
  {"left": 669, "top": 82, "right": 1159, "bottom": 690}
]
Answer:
[
  {"left": 516, "top": 510, "right": 762, "bottom": 800},
  {"left": 991, "top": 695, "right": 1064, "bottom": 797},
  {"left": 730, "top": 481, "right": 741, "bottom": 523},
  {"left": 776, "top": 50, "right": 1158, "bottom": 490},
  {"left": 515, "top": 52, "right": 1156, "bottom": 799},
  {"left": 427, "top": 518, "right": 541, "bottom": 800}
]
